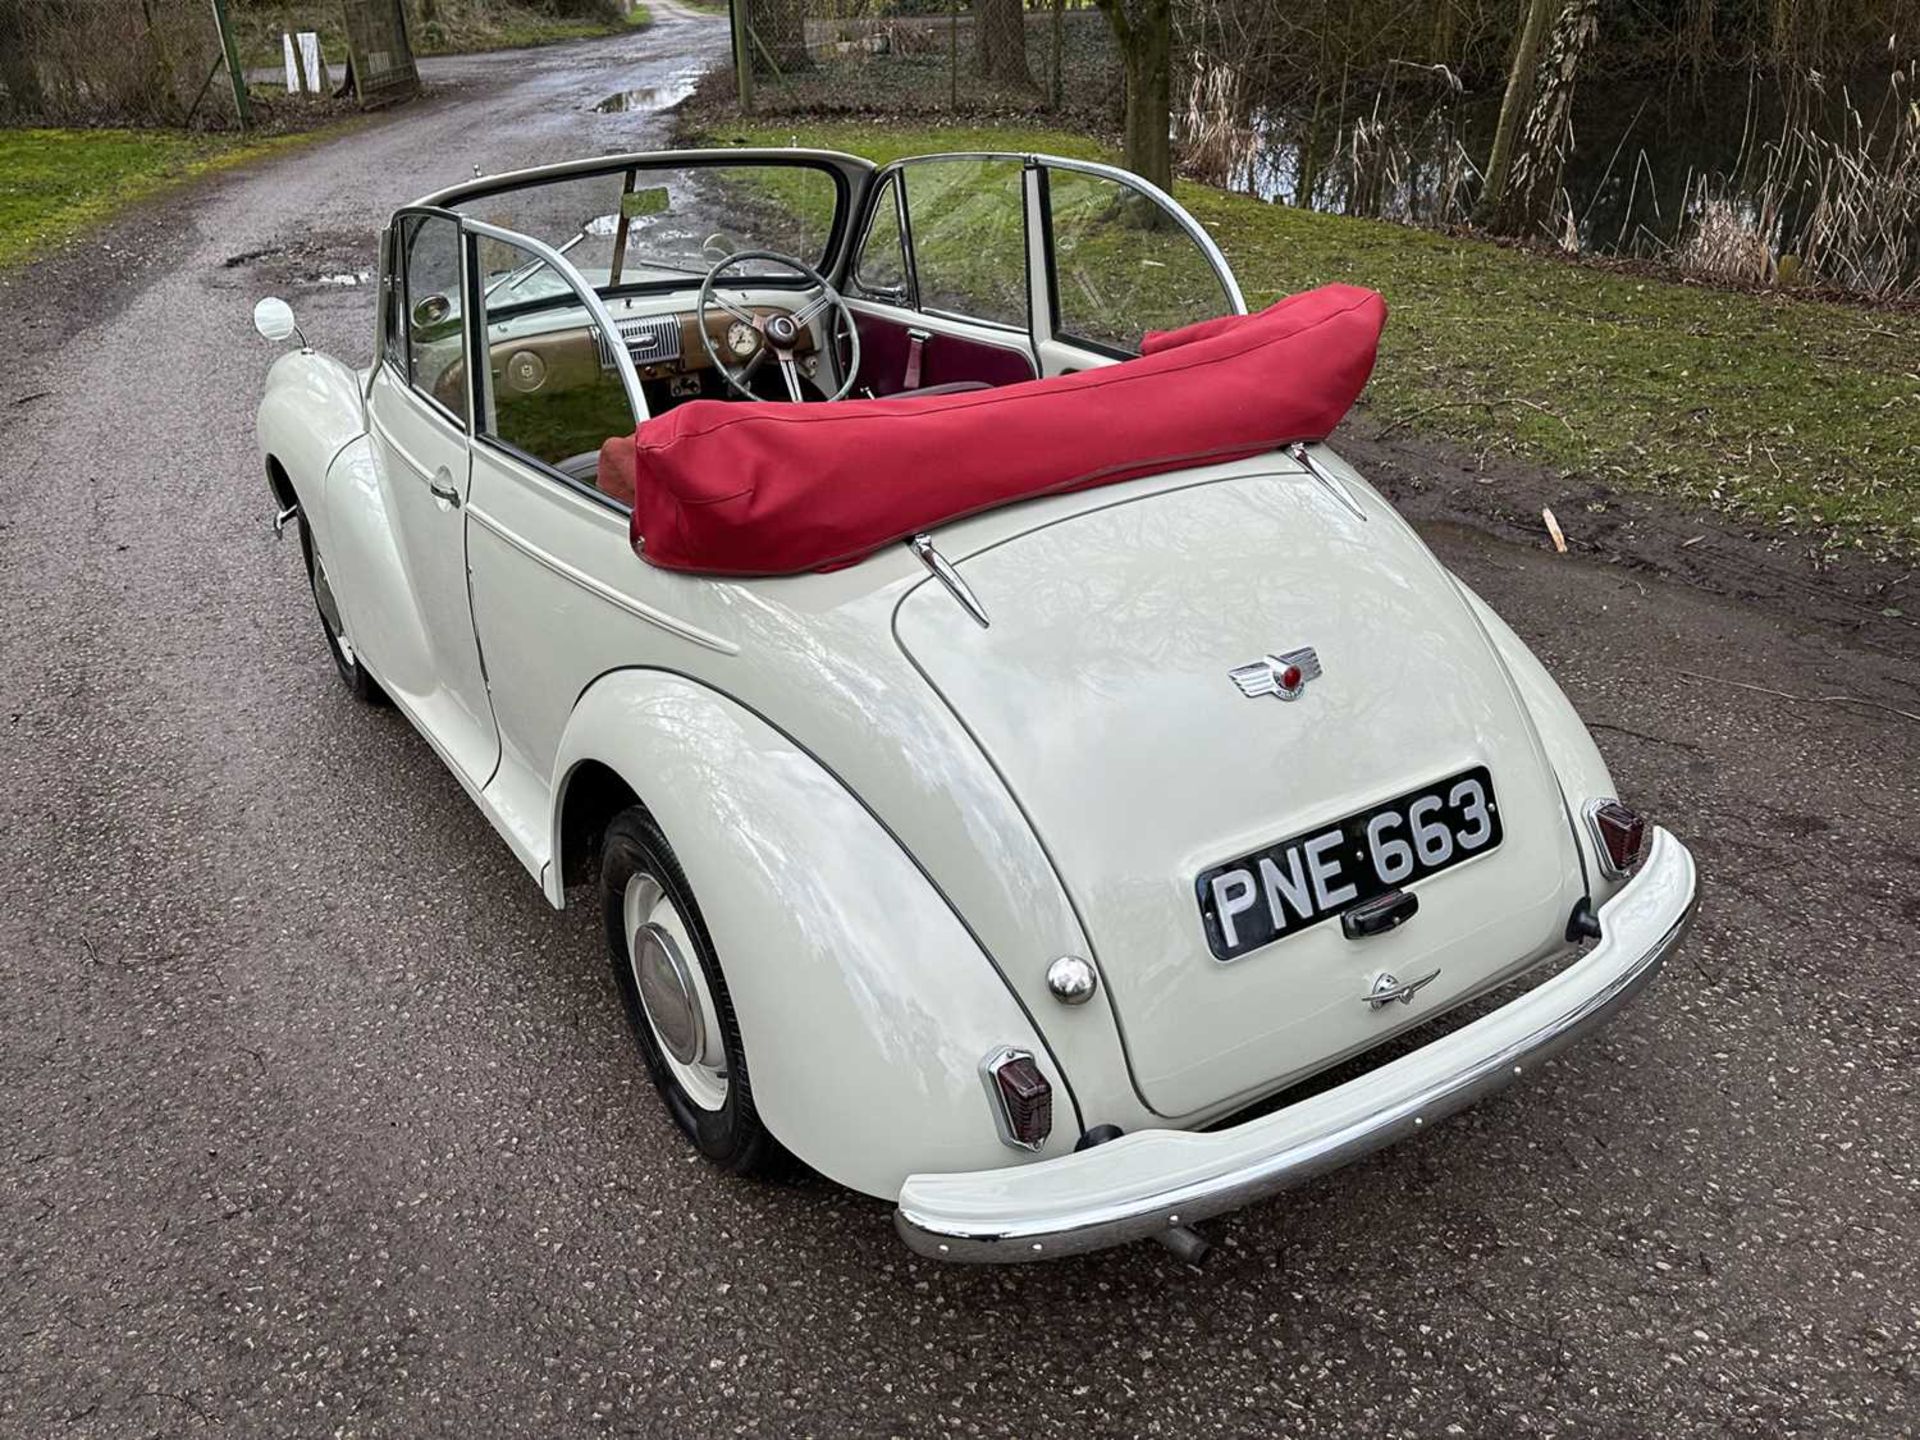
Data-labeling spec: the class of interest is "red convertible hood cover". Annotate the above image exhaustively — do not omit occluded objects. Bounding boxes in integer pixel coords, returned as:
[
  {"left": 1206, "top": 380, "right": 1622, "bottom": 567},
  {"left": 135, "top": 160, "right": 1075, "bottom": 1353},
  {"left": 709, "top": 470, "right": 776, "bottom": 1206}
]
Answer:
[{"left": 618, "top": 284, "right": 1386, "bottom": 575}]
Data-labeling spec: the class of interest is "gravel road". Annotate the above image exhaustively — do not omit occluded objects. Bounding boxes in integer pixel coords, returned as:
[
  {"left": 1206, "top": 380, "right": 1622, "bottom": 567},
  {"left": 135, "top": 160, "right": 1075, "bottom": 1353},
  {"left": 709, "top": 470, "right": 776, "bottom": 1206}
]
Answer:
[{"left": 2, "top": 6, "right": 1916, "bottom": 1434}]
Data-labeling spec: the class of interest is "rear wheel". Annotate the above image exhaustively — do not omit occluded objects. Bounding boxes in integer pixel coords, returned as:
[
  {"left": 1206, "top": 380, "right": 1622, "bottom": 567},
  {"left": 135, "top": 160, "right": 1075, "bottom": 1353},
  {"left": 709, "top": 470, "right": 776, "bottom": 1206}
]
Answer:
[
  {"left": 601, "top": 807, "right": 778, "bottom": 1175},
  {"left": 297, "top": 518, "right": 385, "bottom": 704}
]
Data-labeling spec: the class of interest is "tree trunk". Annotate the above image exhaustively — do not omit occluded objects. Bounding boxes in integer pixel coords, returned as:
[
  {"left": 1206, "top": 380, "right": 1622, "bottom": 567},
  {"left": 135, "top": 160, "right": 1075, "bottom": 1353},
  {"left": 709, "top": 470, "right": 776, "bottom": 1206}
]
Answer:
[
  {"left": 1047, "top": 0, "right": 1065, "bottom": 111},
  {"left": 1497, "top": 0, "right": 1598, "bottom": 238},
  {"left": 974, "top": 0, "right": 1033, "bottom": 87},
  {"left": 749, "top": 0, "right": 812, "bottom": 76},
  {"left": 1097, "top": 0, "right": 1173, "bottom": 191},
  {"left": 1296, "top": 80, "right": 1328, "bottom": 207},
  {"left": 1476, "top": 0, "right": 1552, "bottom": 228}
]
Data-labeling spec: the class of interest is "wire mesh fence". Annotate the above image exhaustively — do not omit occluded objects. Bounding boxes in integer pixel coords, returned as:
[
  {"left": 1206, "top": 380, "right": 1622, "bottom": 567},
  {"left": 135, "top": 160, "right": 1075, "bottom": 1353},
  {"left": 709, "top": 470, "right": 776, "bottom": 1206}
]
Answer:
[
  {"left": 0, "top": 0, "right": 232, "bottom": 126},
  {"left": 0, "top": 0, "right": 424, "bottom": 127},
  {"left": 715, "top": 0, "right": 1119, "bottom": 124}
]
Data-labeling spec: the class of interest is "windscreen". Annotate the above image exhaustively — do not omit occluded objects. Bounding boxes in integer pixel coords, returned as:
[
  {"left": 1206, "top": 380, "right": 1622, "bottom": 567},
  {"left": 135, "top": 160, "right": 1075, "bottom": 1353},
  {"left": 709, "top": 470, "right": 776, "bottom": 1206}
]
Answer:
[{"left": 451, "top": 161, "right": 843, "bottom": 296}]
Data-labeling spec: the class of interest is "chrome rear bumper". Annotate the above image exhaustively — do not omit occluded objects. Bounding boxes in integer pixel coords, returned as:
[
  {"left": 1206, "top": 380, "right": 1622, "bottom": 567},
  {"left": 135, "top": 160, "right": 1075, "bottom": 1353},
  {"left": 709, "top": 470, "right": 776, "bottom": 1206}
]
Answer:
[{"left": 895, "top": 827, "right": 1697, "bottom": 1263}]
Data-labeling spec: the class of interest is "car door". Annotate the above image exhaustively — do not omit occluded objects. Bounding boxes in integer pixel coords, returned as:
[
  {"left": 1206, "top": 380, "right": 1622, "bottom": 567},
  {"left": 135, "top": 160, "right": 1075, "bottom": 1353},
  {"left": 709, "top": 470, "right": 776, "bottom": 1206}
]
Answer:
[
  {"left": 841, "top": 154, "right": 1245, "bottom": 388},
  {"left": 455, "top": 218, "right": 671, "bottom": 885},
  {"left": 362, "top": 206, "right": 501, "bottom": 787}
]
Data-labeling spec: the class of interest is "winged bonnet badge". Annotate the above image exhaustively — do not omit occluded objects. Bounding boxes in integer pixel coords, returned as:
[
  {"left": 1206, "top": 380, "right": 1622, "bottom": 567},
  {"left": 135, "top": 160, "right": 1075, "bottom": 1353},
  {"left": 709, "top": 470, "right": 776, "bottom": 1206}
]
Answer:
[{"left": 1229, "top": 647, "right": 1322, "bottom": 701}]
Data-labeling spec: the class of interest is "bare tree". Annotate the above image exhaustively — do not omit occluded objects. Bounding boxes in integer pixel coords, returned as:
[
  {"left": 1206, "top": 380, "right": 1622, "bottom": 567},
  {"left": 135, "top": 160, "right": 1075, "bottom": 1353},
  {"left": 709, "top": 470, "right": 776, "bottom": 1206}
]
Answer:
[
  {"left": 1096, "top": 0, "right": 1174, "bottom": 189},
  {"left": 1500, "top": 0, "right": 1598, "bottom": 235},
  {"left": 1477, "top": 0, "right": 1553, "bottom": 228},
  {"left": 975, "top": 0, "right": 1034, "bottom": 86}
]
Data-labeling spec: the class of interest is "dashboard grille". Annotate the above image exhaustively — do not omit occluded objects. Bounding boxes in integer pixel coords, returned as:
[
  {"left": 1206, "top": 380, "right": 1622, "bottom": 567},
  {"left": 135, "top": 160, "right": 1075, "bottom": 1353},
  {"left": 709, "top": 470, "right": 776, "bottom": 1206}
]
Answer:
[{"left": 594, "top": 314, "right": 683, "bottom": 370}]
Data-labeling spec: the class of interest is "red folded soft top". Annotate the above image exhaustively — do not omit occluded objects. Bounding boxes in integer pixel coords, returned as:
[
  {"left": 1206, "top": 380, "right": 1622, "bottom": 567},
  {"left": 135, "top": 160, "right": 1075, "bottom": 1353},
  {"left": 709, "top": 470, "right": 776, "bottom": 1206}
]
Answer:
[{"left": 605, "top": 283, "right": 1386, "bottom": 575}]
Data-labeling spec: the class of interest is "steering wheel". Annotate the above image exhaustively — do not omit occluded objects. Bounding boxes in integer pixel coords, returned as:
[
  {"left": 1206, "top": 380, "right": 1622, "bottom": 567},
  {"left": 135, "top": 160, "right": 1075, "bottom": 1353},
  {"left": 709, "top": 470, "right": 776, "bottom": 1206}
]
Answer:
[{"left": 697, "top": 249, "right": 861, "bottom": 403}]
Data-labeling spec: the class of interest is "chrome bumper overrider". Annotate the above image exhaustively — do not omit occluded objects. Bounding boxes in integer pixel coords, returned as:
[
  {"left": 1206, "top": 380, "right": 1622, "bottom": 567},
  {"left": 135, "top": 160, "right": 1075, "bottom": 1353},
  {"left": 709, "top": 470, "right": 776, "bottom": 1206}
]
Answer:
[{"left": 895, "top": 827, "right": 1698, "bottom": 1263}]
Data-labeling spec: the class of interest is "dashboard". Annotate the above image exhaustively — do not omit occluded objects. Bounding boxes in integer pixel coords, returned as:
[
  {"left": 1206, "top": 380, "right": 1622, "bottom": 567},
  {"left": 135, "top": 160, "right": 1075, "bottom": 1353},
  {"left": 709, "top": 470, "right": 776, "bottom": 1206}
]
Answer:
[{"left": 434, "top": 290, "right": 830, "bottom": 416}]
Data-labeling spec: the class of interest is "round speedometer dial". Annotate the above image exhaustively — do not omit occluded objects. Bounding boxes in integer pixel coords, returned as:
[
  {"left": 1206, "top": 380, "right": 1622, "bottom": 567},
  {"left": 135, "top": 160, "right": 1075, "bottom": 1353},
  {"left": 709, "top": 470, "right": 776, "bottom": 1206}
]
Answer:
[{"left": 725, "top": 320, "right": 760, "bottom": 360}]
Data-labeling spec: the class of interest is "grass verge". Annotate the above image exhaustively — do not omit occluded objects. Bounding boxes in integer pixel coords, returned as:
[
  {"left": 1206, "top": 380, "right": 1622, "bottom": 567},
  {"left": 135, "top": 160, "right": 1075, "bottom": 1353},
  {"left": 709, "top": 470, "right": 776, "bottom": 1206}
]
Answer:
[
  {"left": 0, "top": 129, "right": 319, "bottom": 269},
  {"left": 707, "top": 120, "right": 1920, "bottom": 557}
]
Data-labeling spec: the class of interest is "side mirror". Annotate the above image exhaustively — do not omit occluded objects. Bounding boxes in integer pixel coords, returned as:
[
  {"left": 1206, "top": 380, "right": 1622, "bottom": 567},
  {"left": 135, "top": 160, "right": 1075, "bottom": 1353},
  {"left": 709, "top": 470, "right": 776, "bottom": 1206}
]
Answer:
[{"left": 253, "top": 296, "right": 303, "bottom": 346}]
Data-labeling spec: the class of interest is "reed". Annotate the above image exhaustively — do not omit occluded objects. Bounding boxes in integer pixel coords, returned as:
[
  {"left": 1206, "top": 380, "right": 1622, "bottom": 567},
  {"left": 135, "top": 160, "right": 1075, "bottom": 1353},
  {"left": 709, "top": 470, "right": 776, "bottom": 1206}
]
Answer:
[
  {"left": 1179, "top": 54, "right": 1256, "bottom": 188},
  {"left": 1665, "top": 55, "right": 1918, "bottom": 298}
]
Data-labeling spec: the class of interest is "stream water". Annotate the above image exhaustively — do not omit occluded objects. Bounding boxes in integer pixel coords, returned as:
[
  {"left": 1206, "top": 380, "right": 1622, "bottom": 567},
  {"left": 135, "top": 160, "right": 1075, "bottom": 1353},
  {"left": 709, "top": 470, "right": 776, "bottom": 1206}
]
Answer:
[{"left": 1215, "top": 64, "right": 1915, "bottom": 288}]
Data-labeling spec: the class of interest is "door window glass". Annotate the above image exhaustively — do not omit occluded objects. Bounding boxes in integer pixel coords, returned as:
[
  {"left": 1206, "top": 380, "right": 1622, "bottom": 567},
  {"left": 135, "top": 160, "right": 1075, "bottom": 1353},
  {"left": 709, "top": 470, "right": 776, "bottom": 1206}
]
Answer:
[
  {"left": 402, "top": 214, "right": 467, "bottom": 419},
  {"left": 897, "top": 157, "right": 1028, "bottom": 330},
  {"left": 473, "top": 231, "right": 638, "bottom": 501},
  {"left": 851, "top": 175, "right": 909, "bottom": 302},
  {"left": 1044, "top": 167, "right": 1233, "bottom": 354}
]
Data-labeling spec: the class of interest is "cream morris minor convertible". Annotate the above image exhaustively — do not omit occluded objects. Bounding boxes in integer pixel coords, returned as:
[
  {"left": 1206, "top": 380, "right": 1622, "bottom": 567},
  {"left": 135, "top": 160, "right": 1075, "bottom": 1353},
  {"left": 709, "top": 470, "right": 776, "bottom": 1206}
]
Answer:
[{"left": 253, "top": 146, "right": 1697, "bottom": 1264}]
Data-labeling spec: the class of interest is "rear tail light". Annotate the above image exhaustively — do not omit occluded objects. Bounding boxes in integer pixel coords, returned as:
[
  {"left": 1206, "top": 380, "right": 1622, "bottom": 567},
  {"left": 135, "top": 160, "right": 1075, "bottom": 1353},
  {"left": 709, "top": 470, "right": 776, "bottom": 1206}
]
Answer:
[
  {"left": 1586, "top": 799, "right": 1647, "bottom": 878},
  {"left": 982, "top": 1048, "right": 1053, "bottom": 1151}
]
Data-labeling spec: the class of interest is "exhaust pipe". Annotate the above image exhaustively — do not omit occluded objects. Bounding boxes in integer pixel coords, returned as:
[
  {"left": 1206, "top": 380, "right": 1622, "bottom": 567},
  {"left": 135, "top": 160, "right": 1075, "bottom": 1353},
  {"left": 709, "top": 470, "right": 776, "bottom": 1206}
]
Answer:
[{"left": 1156, "top": 1223, "right": 1212, "bottom": 1267}]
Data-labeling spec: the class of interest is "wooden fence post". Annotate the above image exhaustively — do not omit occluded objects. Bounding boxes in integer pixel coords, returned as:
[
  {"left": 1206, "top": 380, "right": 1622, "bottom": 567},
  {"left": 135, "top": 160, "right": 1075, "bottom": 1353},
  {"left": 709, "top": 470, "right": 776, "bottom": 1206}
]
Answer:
[{"left": 732, "top": 0, "right": 755, "bottom": 113}]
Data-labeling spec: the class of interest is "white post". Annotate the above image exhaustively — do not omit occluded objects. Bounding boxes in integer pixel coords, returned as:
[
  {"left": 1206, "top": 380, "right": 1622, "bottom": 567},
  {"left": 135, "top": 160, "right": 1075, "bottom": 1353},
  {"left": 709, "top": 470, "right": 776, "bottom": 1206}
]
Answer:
[{"left": 298, "top": 31, "right": 324, "bottom": 93}]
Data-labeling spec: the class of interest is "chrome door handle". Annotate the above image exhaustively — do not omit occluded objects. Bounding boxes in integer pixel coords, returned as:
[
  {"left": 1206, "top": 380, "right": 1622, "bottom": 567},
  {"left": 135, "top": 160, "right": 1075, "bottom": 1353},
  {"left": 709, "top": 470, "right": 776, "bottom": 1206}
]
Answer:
[{"left": 428, "top": 468, "right": 461, "bottom": 508}]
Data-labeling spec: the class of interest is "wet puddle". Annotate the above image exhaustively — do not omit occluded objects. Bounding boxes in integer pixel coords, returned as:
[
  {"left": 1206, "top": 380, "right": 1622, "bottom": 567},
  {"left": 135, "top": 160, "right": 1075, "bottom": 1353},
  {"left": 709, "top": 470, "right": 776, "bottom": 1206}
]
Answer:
[
  {"left": 594, "top": 89, "right": 654, "bottom": 112},
  {"left": 591, "top": 70, "right": 698, "bottom": 114},
  {"left": 309, "top": 271, "right": 370, "bottom": 287}
]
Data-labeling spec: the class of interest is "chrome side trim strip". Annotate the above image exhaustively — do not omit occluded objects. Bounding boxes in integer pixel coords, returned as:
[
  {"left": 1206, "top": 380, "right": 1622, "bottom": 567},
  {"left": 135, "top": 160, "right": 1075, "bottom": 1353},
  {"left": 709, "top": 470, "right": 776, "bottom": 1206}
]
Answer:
[
  {"left": 369, "top": 410, "right": 443, "bottom": 482},
  {"left": 465, "top": 505, "right": 740, "bottom": 656},
  {"left": 896, "top": 829, "right": 1697, "bottom": 1263}
]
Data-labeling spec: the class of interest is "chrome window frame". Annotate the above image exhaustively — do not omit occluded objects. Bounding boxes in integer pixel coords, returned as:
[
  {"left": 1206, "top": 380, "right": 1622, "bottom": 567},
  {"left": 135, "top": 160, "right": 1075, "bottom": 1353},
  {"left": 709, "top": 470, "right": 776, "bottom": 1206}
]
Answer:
[
  {"left": 849, "top": 149, "right": 1246, "bottom": 357},
  {"left": 873, "top": 152, "right": 1034, "bottom": 337},
  {"left": 848, "top": 171, "right": 914, "bottom": 306},
  {"left": 460, "top": 215, "right": 650, "bottom": 515},
  {"left": 390, "top": 205, "right": 473, "bottom": 433},
  {"left": 1032, "top": 155, "right": 1246, "bottom": 360}
]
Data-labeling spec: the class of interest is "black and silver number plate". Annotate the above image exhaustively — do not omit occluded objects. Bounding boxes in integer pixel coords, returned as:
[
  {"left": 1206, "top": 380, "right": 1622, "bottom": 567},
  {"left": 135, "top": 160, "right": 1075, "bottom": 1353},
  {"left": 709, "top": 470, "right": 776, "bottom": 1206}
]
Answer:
[{"left": 1196, "top": 766, "right": 1502, "bottom": 961}]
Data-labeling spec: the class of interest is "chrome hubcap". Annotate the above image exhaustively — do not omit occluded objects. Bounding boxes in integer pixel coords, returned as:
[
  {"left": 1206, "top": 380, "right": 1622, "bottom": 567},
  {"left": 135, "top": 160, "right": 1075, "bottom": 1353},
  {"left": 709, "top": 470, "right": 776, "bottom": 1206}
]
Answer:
[
  {"left": 624, "top": 872, "right": 728, "bottom": 1110},
  {"left": 633, "top": 920, "right": 702, "bottom": 1065}
]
